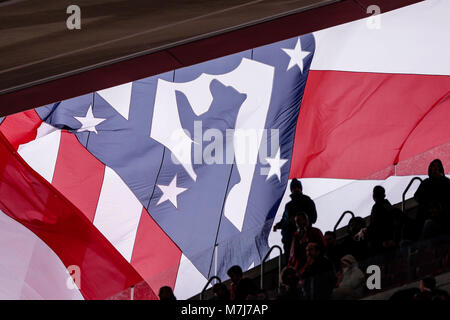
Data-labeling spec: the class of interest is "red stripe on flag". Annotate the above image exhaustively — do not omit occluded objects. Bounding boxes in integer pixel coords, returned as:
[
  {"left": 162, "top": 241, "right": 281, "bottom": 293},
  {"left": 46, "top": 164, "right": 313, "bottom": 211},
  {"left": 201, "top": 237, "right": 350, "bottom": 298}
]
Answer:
[
  {"left": 396, "top": 142, "right": 450, "bottom": 176},
  {"left": 396, "top": 90, "right": 450, "bottom": 162},
  {"left": 290, "top": 70, "right": 450, "bottom": 179},
  {"left": 52, "top": 131, "right": 105, "bottom": 222},
  {"left": 47, "top": 129, "right": 182, "bottom": 295},
  {"left": 131, "top": 208, "right": 182, "bottom": 293},
  {"left": 0, "top": 132, "right": 157, "bottom": 300},
  {"left": 0, "top": 110, "right": 42, "bottom": 150}
]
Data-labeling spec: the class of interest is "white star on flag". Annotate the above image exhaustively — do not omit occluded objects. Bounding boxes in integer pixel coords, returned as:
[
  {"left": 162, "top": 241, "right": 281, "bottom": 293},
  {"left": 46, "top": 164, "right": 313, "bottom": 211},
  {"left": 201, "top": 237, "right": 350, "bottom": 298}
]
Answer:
[
  {"left": 265, "top": 148, "right": 288, "bottom": 182},
  {"left": 74, "top": 105, "right": 106, "bottom": 134},
  {"left": 282, "top": 38, "right": 311, "bottom": 73},
  {"left": 157, "top": 175, "right": 187, "bottom": 208}
]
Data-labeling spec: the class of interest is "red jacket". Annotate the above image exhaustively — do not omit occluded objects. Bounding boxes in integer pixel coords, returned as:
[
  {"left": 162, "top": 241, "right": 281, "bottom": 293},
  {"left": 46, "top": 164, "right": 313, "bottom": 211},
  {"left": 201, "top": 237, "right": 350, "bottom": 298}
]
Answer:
[{"left": 288, "top": 227, "right": 325, "bottom": 271}]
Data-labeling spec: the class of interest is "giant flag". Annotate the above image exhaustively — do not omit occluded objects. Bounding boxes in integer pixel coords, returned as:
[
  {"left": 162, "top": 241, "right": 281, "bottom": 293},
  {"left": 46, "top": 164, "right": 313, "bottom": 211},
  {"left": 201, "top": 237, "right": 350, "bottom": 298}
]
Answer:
[{"left": 0, "top": 0, "right": 449, "bottom": 299}]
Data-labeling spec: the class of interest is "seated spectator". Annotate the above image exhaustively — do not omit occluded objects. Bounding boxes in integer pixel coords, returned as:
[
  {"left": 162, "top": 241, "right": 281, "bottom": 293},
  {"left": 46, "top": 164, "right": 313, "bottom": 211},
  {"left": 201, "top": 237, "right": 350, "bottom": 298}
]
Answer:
[
  {"left": 256, "top": 289, "right": 268, "bottom": 300},
  {"left": 244, "top": 289, "right": 269, "bottom": 300},
  {"left": 324, "top": 231, "right": 341, "bottom": 271},
  {"left": 273, "top": 179, "right": 317, "bottom": 265},
  {"left": 158, "top": 286, "right": 176, "bottom": 300},
  {"left": 390, "top": 208, "right": 410, "bottom": 247},
  {"left": 277, "top": 266, "right": 304, "bottom": 300},
  {"left": 211, "top": 283, "right": 230, "bottom": 301},
  {"left": 389, "top": 287, "right": 420, "bottom": 300},
  {"left": 299, "top": 242, "right": 336, "bottom": 300},
  {"left": 432, "top": 289, "right": 450, "bottom": 301},
  {"left": 421, "top": 201, "right": 447, "bottom": 240},
  {"left": 367, "top": 186, "right": 395, "bottom": 255},
  {"left": 414, "top": 159, "right": 450, "bottom": 238},
  {"left": 391, "top": 276, "right": 449, "bottom": 301},
  {"left": 288, "top": 212, "right": 325, "bottom": 271},
  {"left": 413, "top": 277, "right": 438, "bottom": 301},
  {"left": 331, "top": 255, "right": 365, "bottom": 300},
  {"left": 227, "top": 265, "right": 258, "bottom": 301},
  {"left": 337, "top": 216, "right": 369, "bottom": 262}
]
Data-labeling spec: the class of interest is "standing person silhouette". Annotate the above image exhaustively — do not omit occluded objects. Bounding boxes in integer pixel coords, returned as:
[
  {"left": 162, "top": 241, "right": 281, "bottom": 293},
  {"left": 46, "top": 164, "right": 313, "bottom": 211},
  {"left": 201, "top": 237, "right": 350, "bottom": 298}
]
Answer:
[
  {"left": 273, "top": 179, "right": 317, "bottom": 265},
  {"left": 368, "top": 185, "right": 395, "bottom": 254},
  {"left": 414, "top": 159, "right": 450, "bottom": 237}
]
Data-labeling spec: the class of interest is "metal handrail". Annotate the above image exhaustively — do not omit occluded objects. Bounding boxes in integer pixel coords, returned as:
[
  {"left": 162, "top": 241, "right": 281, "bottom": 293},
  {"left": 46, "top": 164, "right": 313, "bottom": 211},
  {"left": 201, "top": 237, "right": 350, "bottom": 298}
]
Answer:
[
  {"left": 199, "top": 276, "right": 222, "bottom": 300},
  {"left": 260, "top": 245, "right": 282, "bottom": 291},
  {"left": 334, "top": 210, "right": 355, "bottom": 232},
  {"left": 402, "top": 177, "right": 423, "bottom": 212}
]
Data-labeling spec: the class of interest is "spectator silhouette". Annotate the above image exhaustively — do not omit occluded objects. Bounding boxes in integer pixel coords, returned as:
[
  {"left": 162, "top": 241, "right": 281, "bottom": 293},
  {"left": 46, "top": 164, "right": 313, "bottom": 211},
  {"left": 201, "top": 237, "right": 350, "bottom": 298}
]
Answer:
[
  {"left": 390, "top": 207, "right": 412, "bottom": 247},
  {"left": 273, "top": 179, "right": 317, "bottom": 265},
  {"left": 211, "top": 283, "right": 230, "bottom": 301},
  {"left": 299, "top": 242, "right": 336, "bottom": 300},
  {"left": 421, "top": 201, "right": 447, "bottom": 240},
  {"left": 413, "top": 277, "right": 438, "bottom": 301},
  {"left": 288, "top": 212, "right": 324, "bottom": 271},
  {"left": 277, "top": 266, "right": 304, "bottom": 300},
  {"left": 337, "top": 217, "right": 368, "bottom": 262},
  {"left": 414, "top": 159, "right": 450, "bottom": 237},
  {"left": 227, "top": 265, "right": 258, "bottom": 301},
  {"left": 331, "top": 254, "right": 366, "bottom": 300},
  {"left": 368, "top": 186, "right": 395, "bottom": 254},
  {"left": 432, "top": 289, "right": 450, "bottom": 301},
  {"left": 158, "top": 286, "right": 176, "bottom": 300},
  {"left": 389, "top": 287, "right": 420, "bottom": 300},
  {"left": 324, "top": 231, "right": 341, "bottom": 271},
  {"left": 256, "top": 289, "right": 269, "bottom": 300},
  {"left": 391, "top": 277, "right": 449, "bottom": 301}
]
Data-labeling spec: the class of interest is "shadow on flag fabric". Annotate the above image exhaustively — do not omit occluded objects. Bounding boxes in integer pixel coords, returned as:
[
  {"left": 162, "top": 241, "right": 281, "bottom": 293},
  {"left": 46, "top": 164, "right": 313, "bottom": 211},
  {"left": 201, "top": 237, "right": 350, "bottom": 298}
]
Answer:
[{"left": 0, "top": 0, "right": 449, "bottom": 299}]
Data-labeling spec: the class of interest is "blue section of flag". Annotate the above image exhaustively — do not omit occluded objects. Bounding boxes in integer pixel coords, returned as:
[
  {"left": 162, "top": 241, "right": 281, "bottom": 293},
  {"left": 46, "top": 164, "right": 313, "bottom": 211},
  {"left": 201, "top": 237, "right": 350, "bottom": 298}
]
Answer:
[{"left": 35, "top": 33, "right": 315, "bottom": 281}]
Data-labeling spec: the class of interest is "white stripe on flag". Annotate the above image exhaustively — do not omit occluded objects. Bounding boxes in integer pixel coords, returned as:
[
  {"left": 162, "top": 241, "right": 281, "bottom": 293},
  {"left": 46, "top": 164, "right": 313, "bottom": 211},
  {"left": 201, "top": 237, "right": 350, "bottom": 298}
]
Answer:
[
  {"left": 17, "top": 129, "right": 61, "bottom": 183},
  {"left": 36, "top": 121, "right": 59, "bottom": 139},
  {"left": 0, "top": 210, "right": 83, "bottom": 300},
  {"left": 97, "top": 82, "right": 133, "bottom": 120},
  {"left": 93, "top": 166, "right": 143, "bottom": 262},
  {"left": 174, "top": 254, "right": 208, "bottom": 300},
  {"left": 311, "top": 0, "right": 450, "bottom": 76}
]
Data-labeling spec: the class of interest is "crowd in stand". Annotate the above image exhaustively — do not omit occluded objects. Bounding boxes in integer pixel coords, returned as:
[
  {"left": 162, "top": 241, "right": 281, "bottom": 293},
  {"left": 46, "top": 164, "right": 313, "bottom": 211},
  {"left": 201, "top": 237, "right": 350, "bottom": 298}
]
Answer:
[
  {"left": 158, "top": 159, "right": 450, "bottom": 301},
  {"left": 390, "top": 276, "right": 450, "bottom": 301}
]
